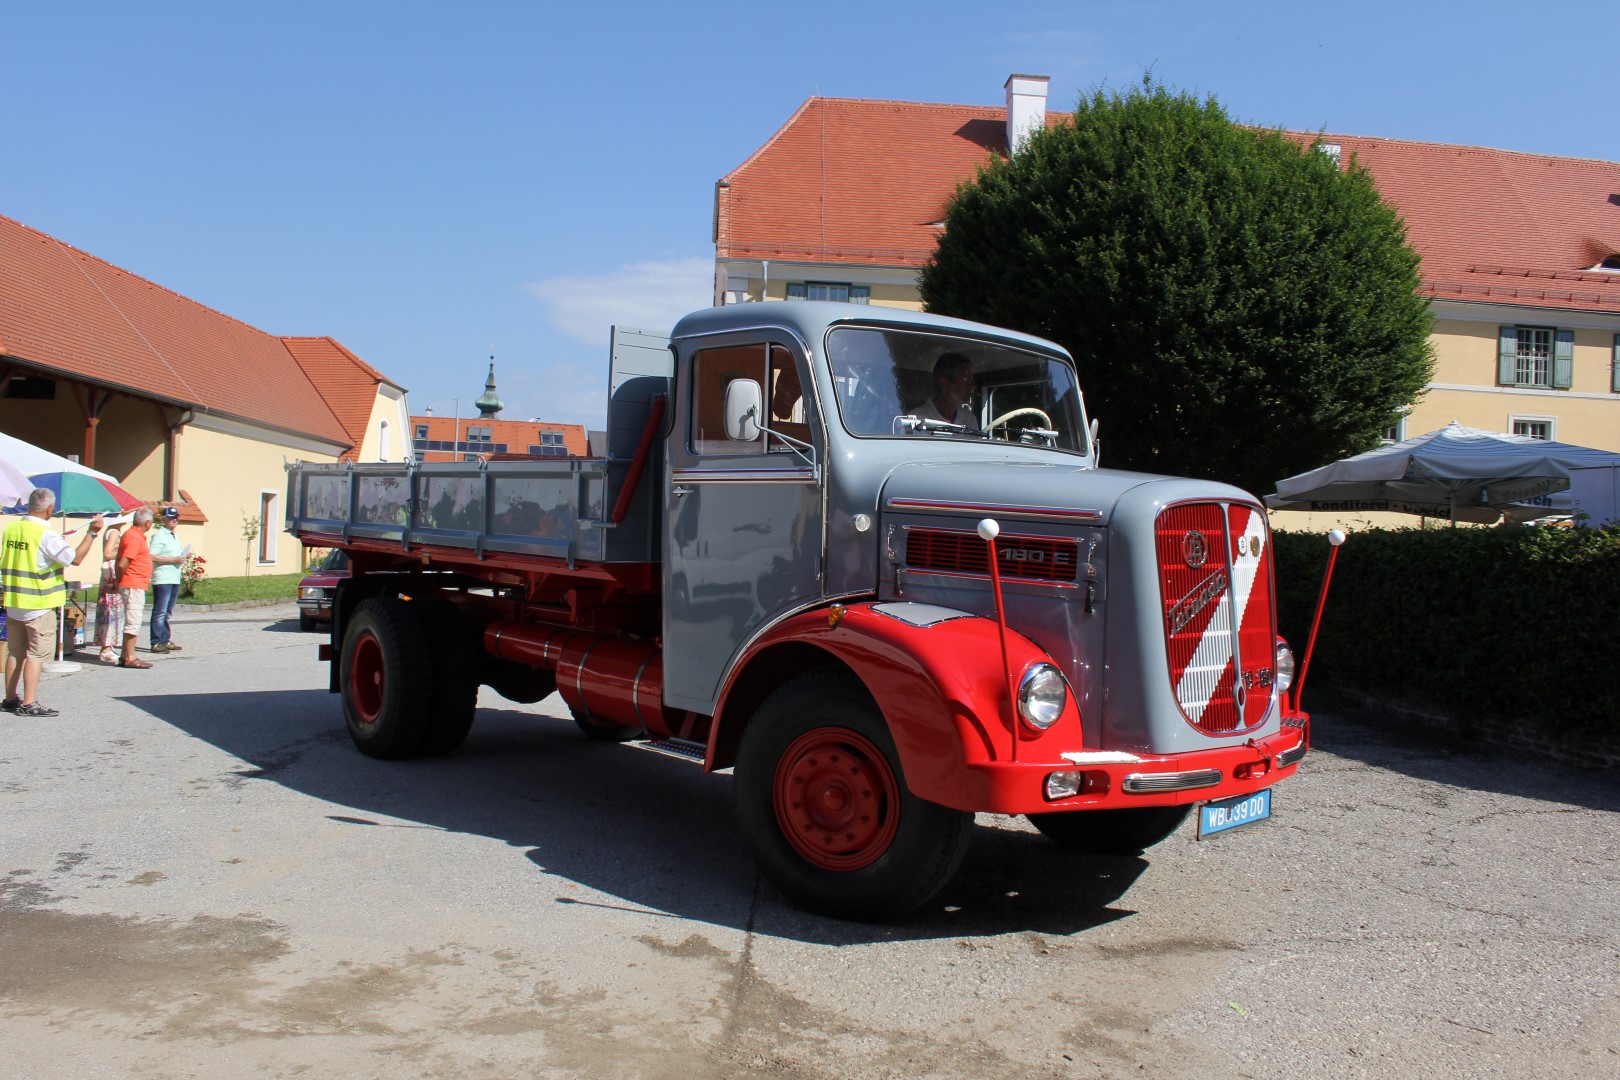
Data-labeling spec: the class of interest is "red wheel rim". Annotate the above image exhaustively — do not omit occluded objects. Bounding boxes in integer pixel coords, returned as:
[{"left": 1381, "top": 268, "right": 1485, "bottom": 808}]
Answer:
[
  {"left": 348, "top": 630, "right": 384, "bottom": 728},
  {"left": 773, "top": 727, "right": 900, "bottom": 871}
]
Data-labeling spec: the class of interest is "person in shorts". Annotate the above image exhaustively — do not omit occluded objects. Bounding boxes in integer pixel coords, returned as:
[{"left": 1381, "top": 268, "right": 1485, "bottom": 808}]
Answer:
[
  {"left": 115, "top": 507, "right": 155, "bottom": 669},
  {"left": 2, "top": 487, "right": 105, "bottom": 716}
]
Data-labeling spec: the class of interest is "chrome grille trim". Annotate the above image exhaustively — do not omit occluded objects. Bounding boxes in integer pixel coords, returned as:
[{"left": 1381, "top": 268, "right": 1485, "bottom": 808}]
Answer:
[{"left": 1122, "top": 768, "right": 1223, "bottom": 794}]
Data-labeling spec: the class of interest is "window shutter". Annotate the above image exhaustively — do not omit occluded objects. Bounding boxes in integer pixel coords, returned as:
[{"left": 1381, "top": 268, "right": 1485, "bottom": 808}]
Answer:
[
  {"left": 1553, "top": 330, "right": 1575, "bottom": 389},
  {"left": 1497, "top": 326, "right": 1518, "bottom": 385},
  {"left": 1613, "top": 334, "right": 1620, "bottom": 394}
]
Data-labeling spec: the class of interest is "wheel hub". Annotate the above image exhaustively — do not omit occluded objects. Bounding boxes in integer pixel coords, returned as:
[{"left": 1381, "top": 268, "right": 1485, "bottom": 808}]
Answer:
[{"left": 774, "top": 728, "right": 900, "bottom": 871}]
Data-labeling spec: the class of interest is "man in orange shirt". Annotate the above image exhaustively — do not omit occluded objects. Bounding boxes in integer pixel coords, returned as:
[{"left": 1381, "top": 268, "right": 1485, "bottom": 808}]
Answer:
[{"left": 115, "top": 507, "right": 155, "bottom": 669}]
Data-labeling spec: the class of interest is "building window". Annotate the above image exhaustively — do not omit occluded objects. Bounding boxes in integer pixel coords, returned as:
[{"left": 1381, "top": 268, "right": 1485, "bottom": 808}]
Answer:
[
  {"left": 1497, "top": 325, "right": 1573, "bottom": 389},
  {"left": 415, "top": 424, "right": 429, "bottom": 439},
  {"left": 3, "top": 375, "right": 56, "bottom": 400},
  {"left": 1510, "top": 415, "right": 1555, "bottom": 440},
  {"left": 1380, "top": 416, "right": 1407, "bottom": 444},
  {"left": 258, "top": 491, "right": 279, "bottom": 564},
  {"left": 786, "top": 282, "right": 870, "bottom": 304}
]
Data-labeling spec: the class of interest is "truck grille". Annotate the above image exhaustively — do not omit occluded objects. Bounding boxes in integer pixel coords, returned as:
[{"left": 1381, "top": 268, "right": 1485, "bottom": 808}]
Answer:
[
  {"left": 1156, "top": 502, "right": 1276, "bottom": 735},
  {"left": 905, "top": 528, "right": 1079, "bottom": 583}
]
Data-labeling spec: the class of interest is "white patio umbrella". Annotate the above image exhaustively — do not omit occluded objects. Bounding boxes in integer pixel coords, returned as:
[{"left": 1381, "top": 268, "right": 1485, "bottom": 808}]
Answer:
[
  {"left": 1266, "top": 422, "right": 1620, "bottom": 525},
  {"left": 0, "top": 430, "right": 120, "bottom": 485},
  {"left": 0, "top": 458, "right": 31, "bottom": 509}
]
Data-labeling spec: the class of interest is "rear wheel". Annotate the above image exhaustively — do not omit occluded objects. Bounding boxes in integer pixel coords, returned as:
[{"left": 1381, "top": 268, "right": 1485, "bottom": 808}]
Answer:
[
  {"left": 415, "top": 600, "right": 479, "bottom": 756},
  {"left": 734, "top": 671, "right": 972, "bottom": 920},
  {"left": 1026, "top": 805, "right": 1191, "bottom": 855},
  {"left": 340, "top": 598, "right": 432, "bottom": 759}
]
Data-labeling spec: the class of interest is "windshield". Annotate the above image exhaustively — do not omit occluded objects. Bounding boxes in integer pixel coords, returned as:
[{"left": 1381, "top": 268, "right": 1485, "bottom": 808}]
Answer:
[{"left": 825, "top": 326, "right": 1088, "bottom": 454}]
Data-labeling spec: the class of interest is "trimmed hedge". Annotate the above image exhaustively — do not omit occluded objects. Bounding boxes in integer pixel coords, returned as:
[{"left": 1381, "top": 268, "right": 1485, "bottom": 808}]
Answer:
[{"left": 1273, "top": 524, "right": 1620, "bottom": 738}]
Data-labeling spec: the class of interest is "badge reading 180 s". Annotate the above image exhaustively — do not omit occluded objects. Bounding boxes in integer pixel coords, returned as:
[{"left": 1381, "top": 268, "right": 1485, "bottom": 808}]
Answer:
[{"left": 1182, "top": 529, "right": 1208, "bottom": 568}]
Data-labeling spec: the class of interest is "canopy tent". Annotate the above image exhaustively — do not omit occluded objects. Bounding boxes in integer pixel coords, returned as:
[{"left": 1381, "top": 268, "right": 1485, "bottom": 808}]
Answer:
[
  {"left": 1267, "top": 422, "right": 1620, "bottom": 525},
  {"left": 0, "top": 431, "right": 120, "bottom": 485}
]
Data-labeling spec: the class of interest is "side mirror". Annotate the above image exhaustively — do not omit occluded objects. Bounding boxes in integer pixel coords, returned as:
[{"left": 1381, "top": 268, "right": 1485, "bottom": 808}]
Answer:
[
  {"left": 724, "top": 379, "right": 763, "bottom": 441},
  {"left": 1089, "top": 418, "right": 1101, "bottom": 466}
]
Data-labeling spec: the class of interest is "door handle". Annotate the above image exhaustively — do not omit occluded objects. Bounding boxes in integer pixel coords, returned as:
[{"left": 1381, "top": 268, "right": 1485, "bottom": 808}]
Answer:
[{"left": 671, "top": 485, "right": 694, "bottom": 497}]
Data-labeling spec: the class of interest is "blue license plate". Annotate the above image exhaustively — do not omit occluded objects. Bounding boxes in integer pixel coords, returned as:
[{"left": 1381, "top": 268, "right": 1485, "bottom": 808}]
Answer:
[{"left": 1198, "top": 788, "right": 1272, "bottom": 838}]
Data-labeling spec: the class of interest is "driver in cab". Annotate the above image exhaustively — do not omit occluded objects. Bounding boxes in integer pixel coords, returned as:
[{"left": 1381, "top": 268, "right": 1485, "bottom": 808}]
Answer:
[{"left": 913, "top": 352, "right": 980, "bottom": 431}]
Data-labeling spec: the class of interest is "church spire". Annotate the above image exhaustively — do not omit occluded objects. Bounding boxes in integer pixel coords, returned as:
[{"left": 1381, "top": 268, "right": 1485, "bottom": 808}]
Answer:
[{"left": 475, "top": 352, "right": 504, "bottom": 419}]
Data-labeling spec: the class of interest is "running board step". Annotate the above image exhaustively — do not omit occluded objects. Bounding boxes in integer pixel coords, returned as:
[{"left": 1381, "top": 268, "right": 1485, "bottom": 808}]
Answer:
[{"left": 638, "top": 738, "right": 706, "bottom": 763}]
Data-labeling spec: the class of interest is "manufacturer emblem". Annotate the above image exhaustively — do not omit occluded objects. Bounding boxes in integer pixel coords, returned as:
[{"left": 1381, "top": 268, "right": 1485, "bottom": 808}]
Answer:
[
  {"left": 1183, "top": 529, "right": 1208, "bottom": 569},
  {"left": 1237, "top": 534, "right": 1249, "bottom": 557}
]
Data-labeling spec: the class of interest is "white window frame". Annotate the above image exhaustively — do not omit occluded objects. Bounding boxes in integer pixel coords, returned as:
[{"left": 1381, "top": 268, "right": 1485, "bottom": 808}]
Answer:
[
  {"left": 1509, "top": 414, "right": 1556, "bottom": 440},
  {"left": 257, "top": 489, "right": 279, "bottom": 565},
  {"left": 1380, "top": 415, "right": 1408, "bottom": 445}
]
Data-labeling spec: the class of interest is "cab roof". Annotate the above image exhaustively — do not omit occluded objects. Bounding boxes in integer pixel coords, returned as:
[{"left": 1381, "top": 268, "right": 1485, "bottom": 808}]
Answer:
[{"left": 669, "top": 302, "right": 1071, "bottom": 359}]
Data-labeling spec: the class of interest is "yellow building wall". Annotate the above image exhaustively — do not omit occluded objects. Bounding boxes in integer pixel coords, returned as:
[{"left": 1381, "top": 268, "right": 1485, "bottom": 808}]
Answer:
[
  {"left": 1415, "top": 318, "right": 1620, "bottom": 451},
  {"left": 352, "top": 387, "right": 411, "bottom": 463},
  {"left": 179, "top": 423, "right": 342, "bottom": 576}
]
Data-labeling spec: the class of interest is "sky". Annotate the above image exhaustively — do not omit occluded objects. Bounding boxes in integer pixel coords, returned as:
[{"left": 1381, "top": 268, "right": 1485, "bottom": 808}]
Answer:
[{"left": 5, "top": 1, "right": 1615, "bottom": 432}]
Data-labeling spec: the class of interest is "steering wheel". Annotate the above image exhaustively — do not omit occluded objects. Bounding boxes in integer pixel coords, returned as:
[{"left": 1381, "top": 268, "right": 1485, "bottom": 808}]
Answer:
[{"left": 987, "top": 407, "right": 1053, "bottom": 436}]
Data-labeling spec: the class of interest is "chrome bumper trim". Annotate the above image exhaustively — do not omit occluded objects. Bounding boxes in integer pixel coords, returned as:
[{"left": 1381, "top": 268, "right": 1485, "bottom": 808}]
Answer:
[
  {"left": 1122, "top": 768, "right": 1223, "bottom": 794},
  {"left": 1277, "top": 742, "right": 1308, "bottom": 768}
]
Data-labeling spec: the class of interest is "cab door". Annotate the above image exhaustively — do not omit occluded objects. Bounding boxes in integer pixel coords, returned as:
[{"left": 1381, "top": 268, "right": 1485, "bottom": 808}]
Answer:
[{"left": 662, "top": 334, "right": 824, "bottom": 714}]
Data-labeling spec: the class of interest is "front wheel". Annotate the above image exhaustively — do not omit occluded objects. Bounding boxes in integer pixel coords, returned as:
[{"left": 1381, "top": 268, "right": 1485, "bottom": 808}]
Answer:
[
  {"left": 734, "top": 672, "right": 972, "bottom": 920},
  {"left": 1026, "top": 805, "right": 1191, "bottom": 855}
]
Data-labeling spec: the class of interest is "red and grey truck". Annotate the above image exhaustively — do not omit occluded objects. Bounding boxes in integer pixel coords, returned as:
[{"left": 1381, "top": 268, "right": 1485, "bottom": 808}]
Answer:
[{"left": 285, "top": 302, "right": 1312, "bottom": 920}]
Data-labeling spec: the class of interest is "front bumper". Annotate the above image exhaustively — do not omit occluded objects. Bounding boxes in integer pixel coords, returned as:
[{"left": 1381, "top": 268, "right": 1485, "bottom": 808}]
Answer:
[{"left": 955, "top": 723, "right": 1308, "bottom": 815}]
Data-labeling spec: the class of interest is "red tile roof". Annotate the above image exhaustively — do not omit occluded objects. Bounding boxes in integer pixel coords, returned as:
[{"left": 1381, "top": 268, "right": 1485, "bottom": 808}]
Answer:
[
  {"left": 0, "top": 213, "right": 387, "bottom": 445},
  {"left": 718, "top": 97, "right": 1620, "bottom": 314},
  {"left": 283, "top": 337, "right": 400, "bottom": 462}
]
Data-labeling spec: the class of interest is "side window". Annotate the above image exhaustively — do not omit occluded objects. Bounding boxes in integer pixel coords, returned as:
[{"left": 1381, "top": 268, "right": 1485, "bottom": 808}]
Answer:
[
  {"left": 691, "top": 343, "right": 767, "bottom": 456},
  {"left": 691, "top": 343, "right": 811, "bottom": 457},
  {"left": 766, "top": 345, "right": 810, "bottom": 451}
]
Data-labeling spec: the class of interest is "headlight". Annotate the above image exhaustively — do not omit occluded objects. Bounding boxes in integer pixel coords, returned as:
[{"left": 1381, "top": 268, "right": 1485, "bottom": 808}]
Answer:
[
  {"left": 1017, "top": 663, "right": 1067, "bottom": 731},
  {"left": 1274, "top": 639, "right": 1296, "bottom": 693},
  {"left": 299, "top": 587, "right": 322, "bottom": 600}
]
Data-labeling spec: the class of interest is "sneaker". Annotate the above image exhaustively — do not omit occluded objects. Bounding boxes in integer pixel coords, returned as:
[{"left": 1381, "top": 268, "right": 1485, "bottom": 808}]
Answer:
[
  {"left": 150, "top": 643, "right": 171, "bottom": 653},
  {"left": 1, "top": 698, "right": 17, "bottom": 712},
  {"left": 165, "top": 642, "right": 182, "bottom": 652},
  {"left": 15, "top": 702, "right": 59, "bottom": 717}
]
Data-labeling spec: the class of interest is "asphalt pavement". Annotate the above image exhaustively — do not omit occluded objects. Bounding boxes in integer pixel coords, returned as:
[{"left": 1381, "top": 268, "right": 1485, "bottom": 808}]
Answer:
[{"left": 1, "top": 604, "right": 1615, "bottom": 1079}]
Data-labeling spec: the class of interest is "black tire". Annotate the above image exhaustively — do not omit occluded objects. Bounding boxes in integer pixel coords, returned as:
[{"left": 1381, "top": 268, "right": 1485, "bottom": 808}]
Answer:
[
  {"left": 571, "top": 707, "right": 646, "bottom": 743},
  {"left": 299, "top": 611, "right": 316, "bottom": 632},
  {"left": 415, "top": 600, "right": 479, "bottom": 756},
  {"left": 734, "top": 671, "right": 973, "bottom": 921},
  {"left": 483, "top": 658, "right": 557, "bottom": 704},
  {"left": 1026, "top": 805, "right": 1192, "bottom": 855},
  {"left": 339, "top": 597, "right": 432, "bottom": 759}
]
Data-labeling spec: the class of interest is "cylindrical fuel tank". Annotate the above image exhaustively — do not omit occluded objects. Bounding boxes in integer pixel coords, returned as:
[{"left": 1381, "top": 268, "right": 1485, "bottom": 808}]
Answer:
[{"left": 483, "top": 621, "right": 679, "bottom": 738}]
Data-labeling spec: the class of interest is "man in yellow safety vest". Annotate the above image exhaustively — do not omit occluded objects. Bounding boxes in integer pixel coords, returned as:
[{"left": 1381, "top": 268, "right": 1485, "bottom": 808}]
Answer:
[{"left": 2, "top": 487, "right": 104, "bottom": 717}]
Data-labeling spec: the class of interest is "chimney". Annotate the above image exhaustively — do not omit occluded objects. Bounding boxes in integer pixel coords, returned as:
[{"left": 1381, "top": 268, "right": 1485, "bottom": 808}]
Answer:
[{"left": 1004, "top": 74, "right": 1050, "bottom": 155}]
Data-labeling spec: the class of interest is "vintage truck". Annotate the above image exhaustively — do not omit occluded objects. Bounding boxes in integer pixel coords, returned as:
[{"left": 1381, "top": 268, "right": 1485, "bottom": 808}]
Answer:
[{"left": 285, "top": 302, "right": 1312, "bottom": 920}]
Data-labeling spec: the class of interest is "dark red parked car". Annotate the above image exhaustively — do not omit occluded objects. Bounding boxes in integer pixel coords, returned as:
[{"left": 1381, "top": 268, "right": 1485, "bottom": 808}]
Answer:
[{"left": 296, "top": 548, "right": 350, "bottom": 632}]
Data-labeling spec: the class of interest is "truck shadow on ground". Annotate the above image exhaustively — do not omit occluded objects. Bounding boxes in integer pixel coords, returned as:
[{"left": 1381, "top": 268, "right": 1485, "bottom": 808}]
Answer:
[
  {"left": 1306, "top": 705, "right": 1619, "bottom": 813},
  {"left": 123, "top": 689, "right": 1148, "bottom": 945}
]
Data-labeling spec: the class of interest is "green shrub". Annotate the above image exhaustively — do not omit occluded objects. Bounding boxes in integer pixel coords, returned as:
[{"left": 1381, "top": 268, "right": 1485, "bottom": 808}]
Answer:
[{"left": 1274, "top": 525, "right": 1620, "bottom": 737}]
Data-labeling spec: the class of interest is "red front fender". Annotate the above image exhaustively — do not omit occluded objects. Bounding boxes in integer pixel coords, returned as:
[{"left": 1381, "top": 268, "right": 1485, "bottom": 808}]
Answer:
[{"left": 713, "top": 602, "right": 1082, "bottom": 812}]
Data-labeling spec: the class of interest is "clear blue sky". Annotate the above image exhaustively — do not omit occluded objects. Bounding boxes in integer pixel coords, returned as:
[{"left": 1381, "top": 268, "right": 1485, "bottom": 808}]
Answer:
[{"left": 6, "top": 1, "right": 1613, "bottom": 431}]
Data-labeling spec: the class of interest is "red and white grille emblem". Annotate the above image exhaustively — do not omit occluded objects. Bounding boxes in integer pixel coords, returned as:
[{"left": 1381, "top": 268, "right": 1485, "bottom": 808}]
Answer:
[{"left": 1156, "top": 503, "right": 1276, "bottom": 734}]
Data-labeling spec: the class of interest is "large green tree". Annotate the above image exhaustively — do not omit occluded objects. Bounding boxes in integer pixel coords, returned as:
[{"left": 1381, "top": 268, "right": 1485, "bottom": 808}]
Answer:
[{"left": 919, "top": 83, "right": 1434, "bottom": 497}]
